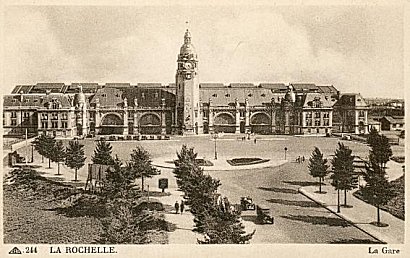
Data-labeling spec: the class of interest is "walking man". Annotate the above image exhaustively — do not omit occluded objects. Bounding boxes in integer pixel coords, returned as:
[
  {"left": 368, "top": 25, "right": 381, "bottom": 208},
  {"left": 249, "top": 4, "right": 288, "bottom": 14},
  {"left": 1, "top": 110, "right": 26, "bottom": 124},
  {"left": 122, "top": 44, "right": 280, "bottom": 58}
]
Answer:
[
  {"left": 174, "top": 201, "right": 179, "bottom": 214},
  {"left": 180, "top": 200, "right": 185, "bottom": 214}
]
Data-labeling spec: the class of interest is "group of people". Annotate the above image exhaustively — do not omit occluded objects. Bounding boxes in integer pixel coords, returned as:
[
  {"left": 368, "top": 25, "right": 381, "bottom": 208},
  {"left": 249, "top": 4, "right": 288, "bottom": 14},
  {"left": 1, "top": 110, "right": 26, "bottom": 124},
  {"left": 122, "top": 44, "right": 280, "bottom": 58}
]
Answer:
[
  {"left": 174, "top": 200, "right": 185, "bottom": 214},
  {"left": 296, "top": 156, "right": 305, "bottom": 163},
  {"left": 240, "top": 136, "right": 257, "bottom": 144}
]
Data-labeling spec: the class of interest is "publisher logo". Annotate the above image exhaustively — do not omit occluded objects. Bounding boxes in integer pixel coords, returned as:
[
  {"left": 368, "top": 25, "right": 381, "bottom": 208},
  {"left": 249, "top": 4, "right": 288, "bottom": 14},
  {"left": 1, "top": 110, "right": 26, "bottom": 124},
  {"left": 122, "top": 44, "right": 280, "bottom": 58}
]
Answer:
[{"left": 9, "top": 247, "right": 22, "bottom": 255}]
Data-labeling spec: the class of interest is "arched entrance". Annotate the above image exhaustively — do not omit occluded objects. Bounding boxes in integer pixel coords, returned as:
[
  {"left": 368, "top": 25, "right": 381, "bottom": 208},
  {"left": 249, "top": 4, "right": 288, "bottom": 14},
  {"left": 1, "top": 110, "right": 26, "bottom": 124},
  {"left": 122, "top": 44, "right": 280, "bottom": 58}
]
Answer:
[
  {"left": 100, "top": 113, "right": 124, "bottom": 135},
  {"left": 214, "top": 113, "right": 235, "bottom": 133},
  {"left": 240, "top": 121, "right": 245, "bottom": 133},
  {"left": 203, "top": 122, "right": 209, "bottom": 134},
  {"left": 250, "top": 113, "right": 271, "bottom": 134},
  {"left": 139, "top": 113, "right": 161, "bottom": 134}
]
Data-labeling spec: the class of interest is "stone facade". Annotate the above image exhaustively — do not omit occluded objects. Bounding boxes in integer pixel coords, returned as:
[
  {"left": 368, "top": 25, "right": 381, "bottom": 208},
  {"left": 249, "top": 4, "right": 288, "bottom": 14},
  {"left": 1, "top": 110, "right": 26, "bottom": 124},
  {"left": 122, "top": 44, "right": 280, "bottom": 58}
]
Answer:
[{"left": 2, "top": 29, "right": 369, "bottom": 137}]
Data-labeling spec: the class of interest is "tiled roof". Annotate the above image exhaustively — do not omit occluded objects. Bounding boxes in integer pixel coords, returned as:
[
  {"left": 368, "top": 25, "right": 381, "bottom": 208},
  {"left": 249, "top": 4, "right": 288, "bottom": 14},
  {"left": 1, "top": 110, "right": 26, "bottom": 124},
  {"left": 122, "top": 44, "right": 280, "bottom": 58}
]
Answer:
[
  {"left": 199, "top": 83, "right": 225, "bottom": 88},
  {"left": 30, "top": 83, "right": 65, "bottom": 93},
  {"left": 3, "top": 94, "right": 72, "bottom": 108},
  {"left": 11, "top": 85, "right": 34, "bottom": 94},
  {"left": 136, "top": 83, "right": 163, "bottom": 88},
  {"left": 291, "top": 83, "right": 319, "bottom": 92},
  {"left": 105, "top": 83, "right": 131, "bottom": 88},
  {"left": 317, "top": 85, "right": 338, "bottom": 94},
  {"left": 229, "top": 83, "right": 255, "bottom": 88},
  {"left": 382, "top": 116, "right": 404, "bottom": 124},
  {"left": 90, "top": 88, "right": 176, "bottom": 108},
  {"left": 296, "top": 93, "right": 336, "bottom": 108},
  {"left": 89, "top": 88, "right": 123, "bottom": 108},
  {"left": 200, "top": 87, "right": 284, "bottom": 106},
  {"left": 335, "top": 93, "right": 368, "bottom": 107},
  {"left": 66, "top": 83, "right": 101, "bottom": 94},
  {"left": 258, "top": 83, "right": 287, "bottom": 91}
]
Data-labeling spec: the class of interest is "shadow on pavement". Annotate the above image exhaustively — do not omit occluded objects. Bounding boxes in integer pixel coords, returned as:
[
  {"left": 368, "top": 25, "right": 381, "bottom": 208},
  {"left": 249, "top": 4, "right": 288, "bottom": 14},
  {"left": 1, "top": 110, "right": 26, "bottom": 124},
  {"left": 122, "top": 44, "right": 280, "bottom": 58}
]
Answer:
[
  {"left": 241, "top": 215, "right": 258, "bottom": 224},
  {"left": 282, "top": 180, "right": 321, "bottom": 187},
  {"left": 328, "top": 238, "right": 383, "bottom": 244},
  {"left": 63, "top": 181, "right": 85, "bottom": 188},
  {"left": 258, "top": 187, "right": 298, "bottom": 194},
  {"left": 281, "top": 214, "right": 351, "bottom": 227},
  {"left": 267, "top": 198, "right": 321, "bottom": 208},
  {"left": 47, "top": 177, "right": 65, "bottom": 182}
]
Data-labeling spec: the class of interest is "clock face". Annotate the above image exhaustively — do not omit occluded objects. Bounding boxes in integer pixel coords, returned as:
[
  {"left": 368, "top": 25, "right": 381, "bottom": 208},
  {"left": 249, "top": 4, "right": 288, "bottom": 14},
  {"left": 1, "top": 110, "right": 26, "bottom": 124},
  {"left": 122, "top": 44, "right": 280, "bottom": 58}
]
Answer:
[{"left": 184, "top": 62, "right": 192, "bottom": 69}]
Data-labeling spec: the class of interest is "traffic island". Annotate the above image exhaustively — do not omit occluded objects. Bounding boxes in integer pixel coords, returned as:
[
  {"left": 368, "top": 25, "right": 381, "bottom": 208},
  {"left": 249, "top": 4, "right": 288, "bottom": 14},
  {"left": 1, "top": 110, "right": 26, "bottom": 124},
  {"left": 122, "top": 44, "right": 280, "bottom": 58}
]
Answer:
[{"left": 227, "top": 157, "right": 270, "bottom": 166}]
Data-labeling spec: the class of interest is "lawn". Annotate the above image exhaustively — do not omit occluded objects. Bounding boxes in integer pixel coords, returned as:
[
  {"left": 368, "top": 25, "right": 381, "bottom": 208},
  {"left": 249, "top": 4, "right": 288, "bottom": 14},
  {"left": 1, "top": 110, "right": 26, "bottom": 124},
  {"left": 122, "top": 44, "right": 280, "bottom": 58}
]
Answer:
[
  {"left": 3, "top": 169, "right": 169, "bottom": 244},
  {"left": 353, "top": 175, "right": 405, "bottom": 220}
]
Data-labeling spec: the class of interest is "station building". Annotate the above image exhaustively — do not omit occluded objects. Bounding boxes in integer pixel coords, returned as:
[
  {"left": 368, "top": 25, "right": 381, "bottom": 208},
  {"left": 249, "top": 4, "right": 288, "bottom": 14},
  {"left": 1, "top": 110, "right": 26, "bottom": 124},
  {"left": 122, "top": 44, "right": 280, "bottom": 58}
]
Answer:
[{"left": 2, "top": 29, "right": 369, "bottom": 138}]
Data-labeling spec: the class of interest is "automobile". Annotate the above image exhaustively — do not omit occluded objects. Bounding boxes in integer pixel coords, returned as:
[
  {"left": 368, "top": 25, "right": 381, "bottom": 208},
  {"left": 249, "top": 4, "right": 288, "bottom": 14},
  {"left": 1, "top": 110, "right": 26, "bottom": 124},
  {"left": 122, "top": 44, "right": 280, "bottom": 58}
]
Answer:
[
  {"left": 240, "top": 196, "right": 256, "bottom": 210},
  {"left": 256, "top": 205, "right": 274, "bottom": 224}
]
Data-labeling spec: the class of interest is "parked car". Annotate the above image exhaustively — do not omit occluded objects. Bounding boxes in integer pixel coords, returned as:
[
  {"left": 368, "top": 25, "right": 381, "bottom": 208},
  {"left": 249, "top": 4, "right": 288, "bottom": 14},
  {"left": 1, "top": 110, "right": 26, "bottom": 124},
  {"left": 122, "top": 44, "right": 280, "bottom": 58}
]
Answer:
[
  {"left": 256, "top": 205, "right": 274, "bottom": 224},
  {"left": 240, "top": 196, "right": 256, "bottom": 210}
]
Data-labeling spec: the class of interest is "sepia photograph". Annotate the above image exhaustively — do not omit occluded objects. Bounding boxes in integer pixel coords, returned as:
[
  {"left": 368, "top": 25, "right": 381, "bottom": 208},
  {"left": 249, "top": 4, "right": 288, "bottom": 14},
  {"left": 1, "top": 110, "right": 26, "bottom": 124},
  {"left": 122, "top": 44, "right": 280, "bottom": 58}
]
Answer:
[{"left": 1, "top": 0, "right": 407, "bottom": 257}]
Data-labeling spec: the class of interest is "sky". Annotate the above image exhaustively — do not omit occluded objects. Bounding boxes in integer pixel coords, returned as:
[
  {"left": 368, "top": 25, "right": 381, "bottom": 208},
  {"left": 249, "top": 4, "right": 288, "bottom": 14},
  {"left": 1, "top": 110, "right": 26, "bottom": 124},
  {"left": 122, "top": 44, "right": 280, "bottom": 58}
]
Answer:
[{"left": 2, "top": 4, "right": 404, "bottom": 98}]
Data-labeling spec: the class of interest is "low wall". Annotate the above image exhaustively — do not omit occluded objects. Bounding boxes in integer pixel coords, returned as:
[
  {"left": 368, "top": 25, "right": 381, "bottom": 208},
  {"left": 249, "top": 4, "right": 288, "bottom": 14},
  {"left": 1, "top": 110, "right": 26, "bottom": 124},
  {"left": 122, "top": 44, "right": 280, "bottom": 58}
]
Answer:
[{"left": 11, "top": 137, "right": 36, "bottom": 152}]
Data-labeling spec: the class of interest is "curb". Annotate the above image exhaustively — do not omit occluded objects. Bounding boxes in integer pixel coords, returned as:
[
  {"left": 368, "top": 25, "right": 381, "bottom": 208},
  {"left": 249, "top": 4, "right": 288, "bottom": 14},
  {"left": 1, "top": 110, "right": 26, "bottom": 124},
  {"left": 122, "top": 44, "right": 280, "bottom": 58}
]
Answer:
[
  {"left": 152, "top": 160, "right": 288, "bottom": 171},
  {"left": 298, "top": 187, "right": 386, "bottom": 244},
  {"left": 153, "top": 163, "right": 175, "bottom": 170}
]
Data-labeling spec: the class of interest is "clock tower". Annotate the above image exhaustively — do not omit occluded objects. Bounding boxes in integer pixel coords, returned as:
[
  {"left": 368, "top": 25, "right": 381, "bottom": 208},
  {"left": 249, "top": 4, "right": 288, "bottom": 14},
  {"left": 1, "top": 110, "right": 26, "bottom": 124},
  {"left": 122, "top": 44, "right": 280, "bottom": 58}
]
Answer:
[{"left": 175, "top": 29, "right": 202, "bottom": 134}]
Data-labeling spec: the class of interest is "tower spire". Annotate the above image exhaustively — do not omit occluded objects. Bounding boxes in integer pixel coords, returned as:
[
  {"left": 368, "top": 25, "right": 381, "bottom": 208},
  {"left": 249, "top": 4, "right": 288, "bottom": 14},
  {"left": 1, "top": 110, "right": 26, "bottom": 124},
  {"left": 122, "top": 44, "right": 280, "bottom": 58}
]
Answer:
[{"left": 184, "top": 21, "right": 191, "bottom": 44}]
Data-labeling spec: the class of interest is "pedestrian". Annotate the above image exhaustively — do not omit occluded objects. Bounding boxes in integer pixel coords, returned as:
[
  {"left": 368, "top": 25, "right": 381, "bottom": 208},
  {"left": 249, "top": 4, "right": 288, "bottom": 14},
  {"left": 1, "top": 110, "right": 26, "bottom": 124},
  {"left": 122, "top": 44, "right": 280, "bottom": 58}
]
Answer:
[
  {"left": 254, "top": 138, "right": 257, "bottom": 144},
  {"left": 180, "top": 201, "right": 185, "bottom": 214},
  {"left": 174, "top": 201, "right": 179, "bottom": 214},
  {"left": 302, "top": 156, "right": 305, "bottom": 163}
]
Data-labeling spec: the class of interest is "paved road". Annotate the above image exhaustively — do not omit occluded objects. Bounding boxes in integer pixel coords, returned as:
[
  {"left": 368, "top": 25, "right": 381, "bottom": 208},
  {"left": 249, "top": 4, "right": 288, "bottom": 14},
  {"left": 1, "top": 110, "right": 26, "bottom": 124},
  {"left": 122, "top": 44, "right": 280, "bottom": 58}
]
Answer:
[
  {"left": 13, "top": 135, "right": 400, "bottom": 244},
  {"left": 207, "top": 162, "right": 380, "bottom": 244}
]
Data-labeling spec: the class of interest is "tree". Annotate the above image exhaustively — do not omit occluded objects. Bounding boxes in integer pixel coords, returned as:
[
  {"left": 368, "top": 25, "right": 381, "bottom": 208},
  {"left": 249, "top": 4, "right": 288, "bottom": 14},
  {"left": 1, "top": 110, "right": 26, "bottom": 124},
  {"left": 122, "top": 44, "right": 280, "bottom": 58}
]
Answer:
[
  {"left": 128, "top": 146, "right": 160, "bottom": 192},
  {"left": 99, "top": 199, "right": 148, "bottom": 244},
  {"left": 102, "top": 156, "right": 138, "bottom": 200},
  {"left": 65, "top": 140, "right": 86, "bottom": 181},
  {"left": 33, "top": 134, "right": 56, "bottom": 168},
  {"left": 308, "top": 147, "right": 329, "bottom": 193},
  {"left": 33, "top": 134, "right": 47, "bottom": 163},
  {"left": 99, "top": 157, "right": 152, "bottom": 244},
  {"left": 92, "top": 139, "right": 114, "bottom": 165},
  {"left": 173, "top": 145, "right": 198, "bottom": 191},
  {"left": 43, "top": 135, "right": 57, "bottom": 169},
  {"left": 361, "top": 155, "right": 395, "bottom": 226},
  {"left": 51, "top": 140, "right": 66, "bottom": 175},
  {"left": 367, "top": 127, "right": 380, "bottom": 148},
  {"left": 370, "top": 134, "right": 392, "bottom": 170},
  {"left": 197, "top": 197, "right": 255, "bottom": 244},
  {"left": 330, "top": 142, "right": 357, "bottom": 210},
  {"left": 174, "top": 145, "right": 254, "bottom": 244}
]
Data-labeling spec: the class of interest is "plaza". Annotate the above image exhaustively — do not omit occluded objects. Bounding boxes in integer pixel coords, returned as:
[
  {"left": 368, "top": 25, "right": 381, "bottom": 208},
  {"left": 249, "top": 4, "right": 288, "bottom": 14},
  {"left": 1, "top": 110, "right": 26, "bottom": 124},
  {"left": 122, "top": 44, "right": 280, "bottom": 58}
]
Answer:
[{"left": 7, "top": 133, "right": 404, "bottom": 244}]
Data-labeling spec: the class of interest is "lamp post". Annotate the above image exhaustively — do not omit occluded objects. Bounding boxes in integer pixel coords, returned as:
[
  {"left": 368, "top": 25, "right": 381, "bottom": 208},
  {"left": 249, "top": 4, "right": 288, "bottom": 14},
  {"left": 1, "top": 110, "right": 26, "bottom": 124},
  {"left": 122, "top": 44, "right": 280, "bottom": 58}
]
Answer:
[
  {"left": 31, "top": 143, "right": 34, "bottom": 163},
  {"left": 284, "top": 147, "right": 288, "bottom": 160},
  {"left": 213, "top": 133, "right": 218, "bottom": 160},
  {"left": 25, "top": 128, "right": 28, "bottom": 165}
]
